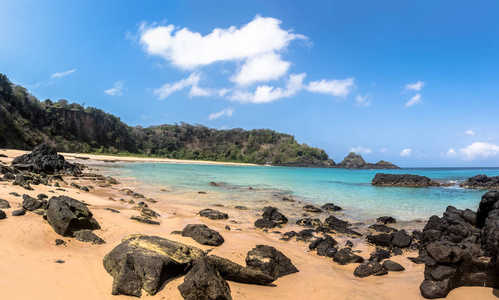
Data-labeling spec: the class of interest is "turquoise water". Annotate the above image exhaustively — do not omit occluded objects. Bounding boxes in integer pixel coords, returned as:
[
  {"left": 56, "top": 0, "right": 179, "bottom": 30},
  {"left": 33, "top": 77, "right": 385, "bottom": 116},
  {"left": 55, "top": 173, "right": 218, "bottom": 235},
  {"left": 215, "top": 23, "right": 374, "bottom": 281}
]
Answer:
[{"left": 105, "top": 163, "right": 499, "bottom": 222}]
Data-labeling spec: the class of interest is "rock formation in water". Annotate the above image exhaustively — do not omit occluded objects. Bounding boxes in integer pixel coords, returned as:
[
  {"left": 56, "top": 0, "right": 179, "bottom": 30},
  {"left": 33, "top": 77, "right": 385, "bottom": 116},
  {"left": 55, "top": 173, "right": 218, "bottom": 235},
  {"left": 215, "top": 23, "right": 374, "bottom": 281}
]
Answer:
[
  {"left": 372, "top": 173, "right": 440, "bottom": 187},
  {"left": 459, "top": 174, "right": 499, "bottom": 189},
  {"left": 337, "top": 152, "right": 400, "bottom": 169}
]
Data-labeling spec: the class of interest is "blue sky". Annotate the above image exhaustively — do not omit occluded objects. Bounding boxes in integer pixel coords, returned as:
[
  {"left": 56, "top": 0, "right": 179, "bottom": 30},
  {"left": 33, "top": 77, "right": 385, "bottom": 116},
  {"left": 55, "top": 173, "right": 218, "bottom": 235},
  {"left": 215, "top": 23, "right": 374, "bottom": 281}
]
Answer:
[{"left": 1, "top": 0, "right": 499, "bottom": 167}]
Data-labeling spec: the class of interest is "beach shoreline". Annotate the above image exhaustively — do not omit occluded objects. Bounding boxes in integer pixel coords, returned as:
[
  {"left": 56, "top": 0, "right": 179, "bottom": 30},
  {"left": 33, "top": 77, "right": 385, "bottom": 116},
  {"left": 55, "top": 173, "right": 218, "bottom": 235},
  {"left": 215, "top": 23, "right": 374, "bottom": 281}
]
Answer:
[{"left": 0, "top": 148, "right": 497, "bottom": 299}]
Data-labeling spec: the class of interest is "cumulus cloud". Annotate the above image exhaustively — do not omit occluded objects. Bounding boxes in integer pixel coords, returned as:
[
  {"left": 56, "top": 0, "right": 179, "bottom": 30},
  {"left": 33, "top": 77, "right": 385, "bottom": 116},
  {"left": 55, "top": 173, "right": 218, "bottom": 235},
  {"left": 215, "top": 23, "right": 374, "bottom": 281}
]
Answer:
[
  {"left": 105, "top": 80, "right": 125, "bottom": 96},
  {"left": 229, "top": 73, "right": 305, "bottom": 103},
  {"left": 355, "top": 94, "right": 371, "bottom": 107},
  {"left": 405, "top": 94, "right": 421, "bottom": 107},
  {"left": 208, "top": 108, "right": 235, "bottom": 120},
  {"left": 350, "top": 146, "right": 372, "bottom": 155},
  {"left": 406, "top": 81, "right": 425, "bottom": 91},
  {"left": 449, "top": 142, "right": 499, "bottom": 161},
  {"left": 306, "top": 78, "right": 354, "bottom": 97},
  {"left": 154, "top": 72, "right": 212, "bottom": 99},
  {"left": 400, "top": 149, "right": 412, "bottom": 156},
  {"left": 138, "top": 15, "right": 305, "bottom": 69},
  {"left": 51, "top": 69, "right": 76, "bottom": 79},
  {"left": 231, "top": 52, "right": 290, "bottom": 85},
  {"left": 465, "top": 130, "right": 475, "bottom": 136}
]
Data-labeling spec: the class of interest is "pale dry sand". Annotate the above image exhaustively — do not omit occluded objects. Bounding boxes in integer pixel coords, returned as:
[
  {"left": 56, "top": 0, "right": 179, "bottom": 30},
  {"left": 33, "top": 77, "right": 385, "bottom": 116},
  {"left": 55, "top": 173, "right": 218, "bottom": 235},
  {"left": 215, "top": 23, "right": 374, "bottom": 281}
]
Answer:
[{"left": 0, "top": 149, "right": 497, "bottom": 300}]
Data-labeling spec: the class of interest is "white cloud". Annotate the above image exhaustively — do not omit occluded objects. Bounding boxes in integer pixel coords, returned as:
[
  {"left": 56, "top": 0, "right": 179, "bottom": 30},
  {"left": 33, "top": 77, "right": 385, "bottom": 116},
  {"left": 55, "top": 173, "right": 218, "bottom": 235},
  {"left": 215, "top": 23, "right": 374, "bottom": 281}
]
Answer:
[
  {"left": 154, "top": 72, "right": 212, "bottom": 99},
  {"left": 104, "top": 80, "right": 125, "bottom": 96},
  {"left": 446, "top": 148, "right": 457, "bottom": 158},
  {"left": 406, "top": 81, "right": 425, "bottom": 91},
  {"left": 400, "top": 149, "right": 412, "bottom": 156},
  {"left": 208, "top": 108, "right": 235, "bottom": 120},
  {"left": 465, "top": 130, "right": 475, "bottom": 136},
  {"left": 51, "top": 69, "right": 76, "bottom": 79},
  {"left": 231, "top": 52, "right": 290, "bottom": 85},
  {"left": 452, "top": 142, "right": 499, "bottom": 161},
  {"left": 229, "top": 73, "right": 305, "bottom": 103},
  {"left": 380, "top": 148, "right": 389, "bottom": 153},
  {"left": 138, "top": 15, "right": 305, "bottom": 69},
  {"left": 306, "top": 78, "right": 354, "bottom": 97},
  {"left": 350, "top": 146, "right": 372, "bottom": 155},
  {"left": 405, "top": 94, "right": 421, "bottom": 107},
  {"left": 355, "top": 94, "right": 371, "bottom": 107}
]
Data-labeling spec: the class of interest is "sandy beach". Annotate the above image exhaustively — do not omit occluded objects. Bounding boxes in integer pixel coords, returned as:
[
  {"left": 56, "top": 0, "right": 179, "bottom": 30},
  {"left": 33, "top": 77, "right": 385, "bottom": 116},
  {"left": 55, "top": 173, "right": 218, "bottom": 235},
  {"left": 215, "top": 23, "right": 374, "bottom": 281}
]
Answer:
[{"left": 0, "top": 149, "right": 497, "bottom": 300}]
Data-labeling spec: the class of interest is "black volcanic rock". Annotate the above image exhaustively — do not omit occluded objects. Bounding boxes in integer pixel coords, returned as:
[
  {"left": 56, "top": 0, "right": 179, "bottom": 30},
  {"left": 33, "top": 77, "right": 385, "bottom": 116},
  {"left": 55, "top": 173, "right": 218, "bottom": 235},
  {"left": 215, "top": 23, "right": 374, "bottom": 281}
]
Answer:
[
  {"left": 333, "top": 248, "right": 364, "bottom": 265},
  {"left": 46, "top": 195, "right": 100, "bottom": 236},
  {"left": 459, "top": 174, "right": 499, "bottom": 189},
  {"left": 262, "top": 206, "right": 288, "bottom": 224},
  {"left": 199, "top": 208, "right": 228, "bottom": 220},
  {"left": 245, "top": 245, "right": 298, "bottom": 278},
  {"left": 372, "top": 173, "right": 440, "bottom": 187},
  {"left": 206, "top": 255, "right": 275, "bottom": 285},
  {"left": 376, "top": 216, "right": 397, "bottom": 224},
  {"left": 321, "top": 203, "right": 343, "bottom": 212},
  {"left": 11, "top": 145, "right": 81, "bottom": 175},
  {"left": 182, "top": 224, "right": 225, "bottom": 246}
]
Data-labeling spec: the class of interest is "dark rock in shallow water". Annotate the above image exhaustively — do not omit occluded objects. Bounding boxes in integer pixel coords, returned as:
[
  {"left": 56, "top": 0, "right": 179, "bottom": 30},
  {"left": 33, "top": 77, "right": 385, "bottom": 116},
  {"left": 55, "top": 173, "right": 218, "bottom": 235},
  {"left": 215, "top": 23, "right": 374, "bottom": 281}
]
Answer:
[
  {"left": 366, "top": 234, "right": 393, "bottom": 247},
  {"left": 323, "top": 215, "right": 362, "bottom": 237},
  {"left": 178, "top": 257, "right": 232, "bottom": 300},
  {"left": 207, "top": 255, "right": 275, "bottom": 285},
  {"left": 182, "top": 224, "right": 225, "bottom": 246},
  {"left": 0, "top": 209, "right": 6, "bottom": 220},
  {"left": 392, "top": 229, "right": 412, "bottom": 248},
  {"left": 246, "top": 245, "right": 298, "bottom": 279},
  {"left": 459, "top": 174, "right": 499, "bottom": 189},
  {"left": 372, "top": 173, "right": 439, "bottom": 187},
  {"left": 262, "top": 206, "right": 288, "bottom": 224},
  {"left": 296, "top": 218, "right": 322, "bottom": 227},
  {"left": 296, "top": 229, "right": 315, "bottom": 242},
  {"left": 46, "top": 196, "right": 100, "bottom": 236},
  {"left": 302, "top": 204, "right": 322, "bottom": 213},
  {"left": 74, "top": 229, "right": 106, "bottom": 244},
  {"left": 368, "top": 224, "right": 398, "bottom": 234},
  {"left": 321, "top": 203, "right": 343, "bottom": 212},
  {"left": 354, "top": 261, "right": 387, "bottom": 278},
  {"left": 12, "top": 209, "right": 26, "bottom": 216},
  {"left": 333, "top": 248, "right": 364, "bottom": 265},
  {"left": 376, "top": 216, "right": 397, "bottom": 224},
  {"left": 0, "top": 198, "right": 10, "bottom": 209},
  {"left": 11, "top": 145, "right": 81, "bottom": 175},
  {"left": 199, "top": 208, "right": 228, "bottom": 220},
  {"left": 103, "top": 235, "right": 204, "bottom": 297},
  {"left": 131, "top": 216, "right": 160, "bottom": 225},
  {"left": 383, "top": 260, "right": 405, "bottom": 271}
]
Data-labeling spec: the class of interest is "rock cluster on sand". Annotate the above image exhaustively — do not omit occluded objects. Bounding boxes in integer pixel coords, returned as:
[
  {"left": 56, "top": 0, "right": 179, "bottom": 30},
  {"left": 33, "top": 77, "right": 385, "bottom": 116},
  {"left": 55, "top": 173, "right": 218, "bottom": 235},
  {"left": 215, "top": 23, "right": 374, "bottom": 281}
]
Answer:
[
  {"left": 11, "top": 144, "right": 81, "bottom": 175},
  {"left": 416, "top": 190, "right": 499, "bottom": 298},
  {"left": 255, "top": 206, "right": 288, "bottom": 228},
  {"left": 103, "top": 235, "right": 297, "bottom": 298},
  {"left": 459, "top": 174, "right": 499, "bottom": 189},
  {"left": 372, "top": 173, "right": 440, "bottom": 187}
]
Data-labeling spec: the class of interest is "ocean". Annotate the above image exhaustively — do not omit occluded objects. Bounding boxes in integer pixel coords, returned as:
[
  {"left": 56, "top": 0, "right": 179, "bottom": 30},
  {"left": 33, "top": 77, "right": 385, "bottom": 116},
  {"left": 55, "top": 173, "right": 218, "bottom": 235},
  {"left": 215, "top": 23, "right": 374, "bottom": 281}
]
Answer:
[{"left": 99, "top": 162, "right": 499, "bottom": 223}]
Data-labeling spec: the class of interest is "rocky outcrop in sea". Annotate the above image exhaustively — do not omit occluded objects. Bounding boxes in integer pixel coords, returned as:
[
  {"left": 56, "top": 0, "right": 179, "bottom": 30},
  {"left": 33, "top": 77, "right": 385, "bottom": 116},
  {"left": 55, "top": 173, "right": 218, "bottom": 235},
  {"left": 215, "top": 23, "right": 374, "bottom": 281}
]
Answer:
[
  {"left": 337, "top": 152, "right": 400, "bottom": 169},
  {"left": 372, "top": 173, "right": 440, "bottom": 187},
  {"left": 459, "top": 174, "right": 499, "bottom": 189}
]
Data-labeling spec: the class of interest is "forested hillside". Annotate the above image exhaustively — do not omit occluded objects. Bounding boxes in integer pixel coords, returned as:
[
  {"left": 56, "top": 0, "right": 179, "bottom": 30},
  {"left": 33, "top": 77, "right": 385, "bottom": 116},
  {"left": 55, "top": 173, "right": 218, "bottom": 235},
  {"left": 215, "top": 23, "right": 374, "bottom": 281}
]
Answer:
[{"left": 0, "top": 73, "right": 335, "bottom": 166}]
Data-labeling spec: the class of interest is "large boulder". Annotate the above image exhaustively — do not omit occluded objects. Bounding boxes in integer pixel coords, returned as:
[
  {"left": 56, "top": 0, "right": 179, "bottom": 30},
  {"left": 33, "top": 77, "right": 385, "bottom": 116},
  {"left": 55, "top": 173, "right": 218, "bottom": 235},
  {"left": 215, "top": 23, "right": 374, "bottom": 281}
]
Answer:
[
  {"left": 22, "top": 194, "right": 47, "bottom": 211},
  {"left": 459, "top": 175, "right": 499, "bottom": 189},
  {"left": 182, "top": 224, "right": 225, "bottom": 246},
  {"left": 11, "top": 145, "right": 81, "bottom": 175},
  {"left": 392, "top": 229, "right": 412, "bottom": 248},
  {"left": 372, "top": 173, "right": 440, "bottom": 187},
  {"left": 245, "top": 245, "right": 298, "bottom": 278},
  {"left": 178, "top": 257, "right": 232, "bottom": 300},
  {"left": 103, "top": 235, "right": 204, "bottom": 297},
  {"left": 206, "top": 255, "right": 275, "bottom": 285},
  {"left": 45, "top": 196, "right": 100, "bottom": 236}
]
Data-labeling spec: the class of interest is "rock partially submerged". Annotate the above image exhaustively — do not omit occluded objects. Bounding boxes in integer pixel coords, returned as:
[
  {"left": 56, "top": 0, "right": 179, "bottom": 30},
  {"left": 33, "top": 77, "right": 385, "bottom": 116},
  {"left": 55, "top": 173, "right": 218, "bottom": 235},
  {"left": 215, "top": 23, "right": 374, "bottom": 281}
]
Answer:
[
  {"left": 459, "top": 174, "right": 499, "bottom": 189},
  {"left": 182, "top": 224, "right": 225, "bottom": 246},
  {"left": 372, "top": 173, "right": 440, "bottom": 187},
  {"left": 199, "top": 208, "right": 228, "bottom": 220}
]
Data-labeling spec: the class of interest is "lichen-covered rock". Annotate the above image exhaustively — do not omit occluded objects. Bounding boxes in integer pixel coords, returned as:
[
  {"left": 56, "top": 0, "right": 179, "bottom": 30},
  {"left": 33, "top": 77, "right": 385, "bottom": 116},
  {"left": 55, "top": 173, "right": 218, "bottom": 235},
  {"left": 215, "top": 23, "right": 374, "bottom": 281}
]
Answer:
[
  {"left": 103, "top": 235, "right": 204, "bottom": 297},
  {"left": 199, "top": 208, "right": 228, "bottom": 220},
  {"left": 245, "top": 245, "right": 298, "bottom": 278},
  {"left": 178, "top": 257, "right": 232, "bottom": 300},
  {"left": 207, "top": 255, "right": 275, "bottom": 285},
  {"left": 46, "top": 196, "right": 100, "bottom": 236},
  {"left": 182, "top": 224, "right": 225, "bottom": 246}
]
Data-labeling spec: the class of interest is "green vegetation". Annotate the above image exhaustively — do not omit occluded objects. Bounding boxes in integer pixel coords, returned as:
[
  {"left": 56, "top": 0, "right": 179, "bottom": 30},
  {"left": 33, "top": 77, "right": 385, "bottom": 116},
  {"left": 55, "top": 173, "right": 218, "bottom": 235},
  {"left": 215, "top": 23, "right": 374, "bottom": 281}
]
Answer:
[{"left": 0, "top": 73, "right": 335, "bottom": 166}]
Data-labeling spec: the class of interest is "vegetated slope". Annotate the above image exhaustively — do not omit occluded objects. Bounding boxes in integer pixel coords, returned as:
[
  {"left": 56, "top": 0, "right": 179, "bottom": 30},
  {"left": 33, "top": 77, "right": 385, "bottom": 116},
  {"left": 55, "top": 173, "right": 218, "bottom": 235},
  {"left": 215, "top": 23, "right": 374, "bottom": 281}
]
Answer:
[{"left": 0, "top": 73, "right": 335, "bottom": 166}]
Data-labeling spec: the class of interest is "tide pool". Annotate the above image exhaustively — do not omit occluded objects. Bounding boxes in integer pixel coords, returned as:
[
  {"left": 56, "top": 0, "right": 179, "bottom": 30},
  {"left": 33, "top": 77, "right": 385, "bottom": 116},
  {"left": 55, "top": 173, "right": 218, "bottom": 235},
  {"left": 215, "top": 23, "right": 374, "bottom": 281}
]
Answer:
[{"left": 104, "top": 163, "right": 499, "bottom": 222}]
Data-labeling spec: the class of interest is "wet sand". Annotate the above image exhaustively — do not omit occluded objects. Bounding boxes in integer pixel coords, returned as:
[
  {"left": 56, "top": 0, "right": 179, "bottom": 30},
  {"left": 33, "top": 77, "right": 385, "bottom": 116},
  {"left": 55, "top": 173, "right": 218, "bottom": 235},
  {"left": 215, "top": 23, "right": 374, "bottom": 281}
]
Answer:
[{"left": 0, "top": 149, "right": 497, "bottom": 299}]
